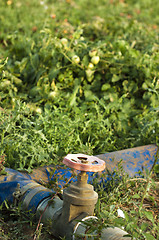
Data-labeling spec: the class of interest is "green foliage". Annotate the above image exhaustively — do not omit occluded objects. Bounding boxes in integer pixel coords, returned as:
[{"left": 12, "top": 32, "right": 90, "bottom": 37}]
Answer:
[
  {"left": 0, "top": 101, "right": 114, "bottom": 170},
  {"left": 0, "top": 0, "right": 159, "bottom": 239},
  {"left": 91, "top": 162, "right": 159, "bottom": 239},
  {"left": 0, "top": 100, "right": 158, "bottom": 171}
]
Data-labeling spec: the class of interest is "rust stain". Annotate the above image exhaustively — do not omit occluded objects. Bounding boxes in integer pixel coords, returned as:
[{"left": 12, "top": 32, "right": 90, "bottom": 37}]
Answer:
[
  {"left": 1, "top": 145, "right": 157, "bottom": 184},
  {"left": 23, "top": 144, "right": 159, "bottom": 182}
]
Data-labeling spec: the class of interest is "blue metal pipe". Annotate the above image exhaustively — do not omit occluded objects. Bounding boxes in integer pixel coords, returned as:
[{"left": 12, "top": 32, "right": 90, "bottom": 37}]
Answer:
[
  {"left": 0, "top": 144, "right": 158, "bottom": 209},
  {"left": 97, "top": 144, "right": 158, "bottom": 176},
  {"left": 0, "top": 144, "right": 158, "bottom": 240}
]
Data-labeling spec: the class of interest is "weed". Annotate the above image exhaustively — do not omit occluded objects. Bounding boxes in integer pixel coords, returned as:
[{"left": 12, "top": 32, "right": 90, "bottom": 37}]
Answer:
[{"left": 0, "top": 0, "right": 159, "bottom": 239}]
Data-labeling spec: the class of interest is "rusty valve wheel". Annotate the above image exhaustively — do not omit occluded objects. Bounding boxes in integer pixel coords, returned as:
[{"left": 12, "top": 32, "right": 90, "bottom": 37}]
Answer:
[{"left": 63, "top": 153, "right": 105, "bottom": 172}]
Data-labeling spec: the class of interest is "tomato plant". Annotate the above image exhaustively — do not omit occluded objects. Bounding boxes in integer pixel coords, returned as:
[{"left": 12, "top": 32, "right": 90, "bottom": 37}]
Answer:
[{"left": 0, "top": 0, "right": 159, "bottom": 238}]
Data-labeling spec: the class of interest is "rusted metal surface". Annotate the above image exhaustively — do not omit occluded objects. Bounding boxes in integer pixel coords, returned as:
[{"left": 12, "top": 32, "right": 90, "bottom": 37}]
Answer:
[
  {"left": 22, "top": 144, "right": 158, "bottom": 183},
  {"left": 22, "top": 166, "right": 73, "bottom": 185},
  {"left": 0, "top": 144, "right": 158, "bottom": 240},
  {"left": 22, "top": 167, "right": 52, "bottom": 184},
  {"left": 1, "top": 144, "right": 157, "bottom": 187}
]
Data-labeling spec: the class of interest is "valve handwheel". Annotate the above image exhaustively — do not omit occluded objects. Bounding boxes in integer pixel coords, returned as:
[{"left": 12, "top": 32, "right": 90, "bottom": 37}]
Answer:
[{"left": 63, "top": 153, "right": 105, "bottom": 172}]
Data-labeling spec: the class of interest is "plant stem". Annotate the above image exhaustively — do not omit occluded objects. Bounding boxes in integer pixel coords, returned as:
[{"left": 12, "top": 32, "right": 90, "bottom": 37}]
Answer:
[{"left": 139, "top": 146, "right": 159, "bottom": 211}]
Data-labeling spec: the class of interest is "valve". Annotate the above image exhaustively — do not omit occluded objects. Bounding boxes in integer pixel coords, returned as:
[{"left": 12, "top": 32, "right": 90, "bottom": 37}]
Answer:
[
  {"left": 63, "top": 153, "right": 105, "bottom": 172},
  {"left": 52, "top": 154, "right": 105, "bottom": 239},
  {"left": 62, "top": 153, "right": 105, "bottom": 208},
  {"left": 63, "top": 154, "right": 105, "bottom": 207}
]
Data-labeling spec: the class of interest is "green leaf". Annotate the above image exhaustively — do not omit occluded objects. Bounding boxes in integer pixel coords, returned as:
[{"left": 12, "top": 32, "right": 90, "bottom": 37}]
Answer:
[
  {"left": 141, "top": 222, "right": 149, "bottom": 231},
  {"left": 142, "top": 82, "right": 148, "bottom": 90},
  {"left": 132, "top": 193, "right": 141, "bottom": 199},
  {"left": 84, "top": 90, "right": 95, "bottom": 101},
  {"left": 143, "top": 232, "right": 156, "bottom": 240},
  {"left": 154, "top": 164, "right": 159, "bottom": 173},
  {"left": 3, "top": 200, "right": 9, "bottom": 209},
  {"left": 19, "top": 57, "right": 28, "bottom": 73},
  {"left": 82, "top": 55, "right": 89, "bottom": 67},
  {"left": 101, "top": 83, "right": 111, "bottom": 91},
  {"left": 69, "top": 79, "right": 80, "bottom": 106},
  {"left": 110, "top": 205, "right": 115, "bottom": 212},
  {"left": 144, "top": 211, "right": 154, "bottom": 223},
  {"left": 49, "top": 69, "right": 60, "bottom": 80},
  {"left": 31, "top": 54, "right": 39, "bottom": 69},
  {"left": 123, "top": 212, "right": 129, "bottom": 222},
  {"left": 111, "top": 74, "right": 120, "bottom": 82},
  {"left": 113, "top": 217, "right": 125, "bottom": 225}
]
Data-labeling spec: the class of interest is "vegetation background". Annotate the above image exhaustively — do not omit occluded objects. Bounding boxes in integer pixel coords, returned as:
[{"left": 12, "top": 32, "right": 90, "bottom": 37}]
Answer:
[{"left": 0, "top": 0, "right": 159, "bottom": 239}]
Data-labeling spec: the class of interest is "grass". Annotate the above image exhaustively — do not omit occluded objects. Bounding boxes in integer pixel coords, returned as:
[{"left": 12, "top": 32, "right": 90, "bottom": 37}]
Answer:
[
  {"left": 0, "top": 162, "right": 158, "bottom": 239},
  {"left": 0, "top": 0, "right": 159, "bottom": 239}
]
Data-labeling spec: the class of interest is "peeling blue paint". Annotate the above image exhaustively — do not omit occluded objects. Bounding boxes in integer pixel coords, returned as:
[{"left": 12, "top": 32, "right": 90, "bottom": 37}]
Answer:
[{"left": 0, "top": 144, "right": 158, "bottom": 211}]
